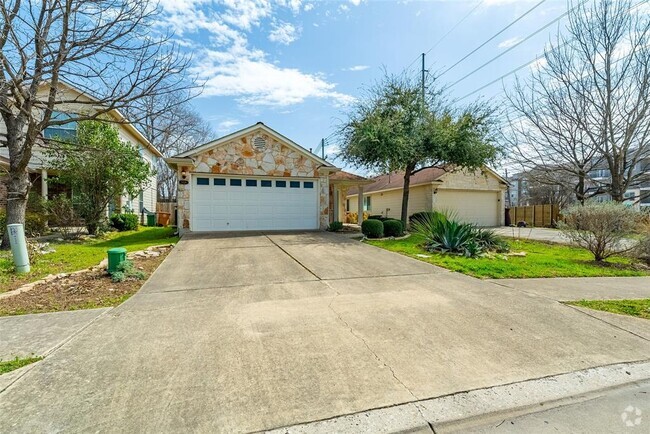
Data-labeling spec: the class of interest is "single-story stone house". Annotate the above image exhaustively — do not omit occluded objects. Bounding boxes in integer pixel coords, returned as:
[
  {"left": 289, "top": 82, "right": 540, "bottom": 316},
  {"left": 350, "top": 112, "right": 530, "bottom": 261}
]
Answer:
[
  {"left": 346, "top": 167, "right": 508, "bottom": 227},
  {"left": 166, "top": 123, "right": 371, "bottom": 233}
]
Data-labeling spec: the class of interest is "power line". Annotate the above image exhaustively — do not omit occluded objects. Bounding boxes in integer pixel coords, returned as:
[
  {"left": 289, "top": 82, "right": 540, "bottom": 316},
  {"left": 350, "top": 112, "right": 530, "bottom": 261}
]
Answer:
[
  {"left": 438, "top": 0, "right": 547, "bottom": 78},
  {"left": 448, "top": 0, "right": 586, "bottom": 89},
  {"left": 457, "top": 0, "right": 649, "bottom": 101},
  {"left": 424, "top": 0, "right": 485, "bottom": 57}
]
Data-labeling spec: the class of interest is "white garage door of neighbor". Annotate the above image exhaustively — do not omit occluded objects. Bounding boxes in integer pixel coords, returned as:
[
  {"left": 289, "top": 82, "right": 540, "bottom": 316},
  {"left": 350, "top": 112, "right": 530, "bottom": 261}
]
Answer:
[
  {"left": 436, "top": 190, "right": 499, "bottom": 227},
  {"left": 191, "top": 175, "right": 319, "bottom": 231}
]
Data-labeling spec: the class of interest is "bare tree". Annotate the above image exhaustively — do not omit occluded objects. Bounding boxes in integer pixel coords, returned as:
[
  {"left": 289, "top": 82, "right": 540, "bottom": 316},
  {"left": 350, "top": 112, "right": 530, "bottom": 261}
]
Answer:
[
  {"left": 0, "top": 0, "right": 194, "bottom": 248},
  {"left": 506, "top": 0, "right": 650, "bottom": 203},
  {"left": 124, "top": 93, "right": 213, "bottom": 201}
]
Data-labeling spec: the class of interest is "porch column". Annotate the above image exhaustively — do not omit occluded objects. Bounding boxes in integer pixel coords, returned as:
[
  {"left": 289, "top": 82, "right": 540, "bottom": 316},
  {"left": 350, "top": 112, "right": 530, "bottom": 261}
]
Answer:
[
  {"left": 357, "top": 185, "right": 364, "bottom": 223},
  {"left": 40, "top": 169, "right": 48, "bottom": 200},
  {"left": 333, "top": 187, "right": 339, "bottom": 222}
]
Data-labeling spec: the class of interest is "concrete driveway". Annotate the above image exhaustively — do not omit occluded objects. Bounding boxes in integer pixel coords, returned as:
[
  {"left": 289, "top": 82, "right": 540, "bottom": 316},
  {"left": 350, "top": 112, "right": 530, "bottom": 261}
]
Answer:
[{"left": 1, "top": 231, "right": 650, "bottom": 433}]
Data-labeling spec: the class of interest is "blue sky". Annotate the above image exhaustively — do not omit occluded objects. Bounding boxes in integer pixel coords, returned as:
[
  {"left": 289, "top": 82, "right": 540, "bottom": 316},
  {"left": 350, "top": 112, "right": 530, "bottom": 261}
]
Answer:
[{"left": 158, "top": 0, "right": 572, "bottom": 171}]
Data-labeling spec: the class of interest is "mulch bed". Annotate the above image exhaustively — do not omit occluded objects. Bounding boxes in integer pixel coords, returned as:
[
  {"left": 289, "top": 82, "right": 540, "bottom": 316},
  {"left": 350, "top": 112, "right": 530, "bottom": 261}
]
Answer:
[{"left": 0, "top": 247, "right": 171, "bottom": 317}]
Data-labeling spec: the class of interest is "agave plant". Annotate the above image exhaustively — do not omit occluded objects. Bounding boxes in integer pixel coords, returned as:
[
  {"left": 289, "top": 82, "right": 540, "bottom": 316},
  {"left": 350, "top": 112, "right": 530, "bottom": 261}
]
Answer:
[
  {"left": 411, "top": 211, "right": 475, "bottom": 254},
  {"left": 412, "top": 211, "right": 509, "bottom": 257}
]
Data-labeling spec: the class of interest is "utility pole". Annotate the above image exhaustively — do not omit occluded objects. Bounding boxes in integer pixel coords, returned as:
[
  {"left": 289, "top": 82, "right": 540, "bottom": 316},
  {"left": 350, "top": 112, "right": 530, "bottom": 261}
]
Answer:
[
  {"left": 321, "top": 138, "right": 325, "bottom": 160},
  {"left": 421, "top": 52, "right": 426, "bottom": 104}
]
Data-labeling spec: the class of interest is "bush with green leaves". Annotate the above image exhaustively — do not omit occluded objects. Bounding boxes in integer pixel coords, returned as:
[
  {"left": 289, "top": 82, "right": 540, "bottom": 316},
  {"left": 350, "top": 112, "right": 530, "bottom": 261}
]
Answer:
[
  {"left": 558, "top": 201, "right": 638, "bottom": 262},
  {"left": 362, "top": 219, "right": 384, "bottom": 238},
  {"left": 0, "top": 210, "right": 48, "bottom": 239},
  {"left": 46, "top": 194, "right": 85, "bottom": 239},
  {"left": 383, "top": 219, "right": 403, "bottom": 237},
  {"left": 411, "top": 211, "right": 508, "bottom": 257},
  {"left": 109, "top": 213, "right": 139, "bottom": 232},
  {"left": 110, "top": 259, "right": 147, "bottom": 283},
  {"left": 328, "top": 221, "right": 344, "bottom": 232}
]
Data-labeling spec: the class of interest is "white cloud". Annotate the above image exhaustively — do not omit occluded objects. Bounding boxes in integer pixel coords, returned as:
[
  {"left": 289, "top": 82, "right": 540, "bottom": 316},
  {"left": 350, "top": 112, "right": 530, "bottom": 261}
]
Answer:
[
  {"left": 343, "top": 65, "right": 370, "bottom": 71},
  {"left": 529, "top": 57, "right": 547, "bottom": 72},
  {"left": 498, "top": 36, "right": 523, "bottom": 49},
  {"left": 192, "top": 47, "right": 354, "bottom": 107},
  {"left": 269, "top": 21, "right": 300, "bottom": 45},
  {"left": 158, "top": 0, "right": 352, "bottom": 108},
  {"left": 349, "top": 0, "right": 364, "bottom": 5},
  {"left": 304, "top": 3, "right": 314, "bottom": 12},
  {"left": 215, "top": 119, "right": 242, "bottom": 133}
]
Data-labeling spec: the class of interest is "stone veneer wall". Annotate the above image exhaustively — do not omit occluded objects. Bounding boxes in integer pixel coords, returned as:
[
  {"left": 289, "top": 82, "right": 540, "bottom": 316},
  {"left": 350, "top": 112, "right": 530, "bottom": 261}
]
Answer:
[{"left": 177, "top": 130, "right": 331, "bottom": 231}]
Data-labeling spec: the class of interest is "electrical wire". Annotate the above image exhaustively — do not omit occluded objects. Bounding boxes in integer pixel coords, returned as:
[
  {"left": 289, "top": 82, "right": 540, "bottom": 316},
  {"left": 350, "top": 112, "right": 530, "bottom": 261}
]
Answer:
[
  {"left": 424, "top": 0, "right": 485, "bottom": 56},
  {"left": 448, "top": 0, "right": 587, "bottom": 89},
  {"left": 438, "top": 0, "right": 547, "bottom": 78}
]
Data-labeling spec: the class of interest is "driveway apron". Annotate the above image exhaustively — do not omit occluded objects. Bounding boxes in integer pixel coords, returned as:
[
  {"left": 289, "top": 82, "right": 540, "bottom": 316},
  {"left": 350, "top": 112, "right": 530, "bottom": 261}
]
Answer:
[{"left": 1, "top": 231, "right": 649, "bottom": 433}]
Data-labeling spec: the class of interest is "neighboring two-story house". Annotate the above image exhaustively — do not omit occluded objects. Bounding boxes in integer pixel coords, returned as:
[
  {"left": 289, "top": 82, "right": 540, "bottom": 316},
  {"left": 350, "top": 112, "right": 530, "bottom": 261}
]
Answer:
[{"left": 0, "top": 81, "right": 161, "bottom": 221}]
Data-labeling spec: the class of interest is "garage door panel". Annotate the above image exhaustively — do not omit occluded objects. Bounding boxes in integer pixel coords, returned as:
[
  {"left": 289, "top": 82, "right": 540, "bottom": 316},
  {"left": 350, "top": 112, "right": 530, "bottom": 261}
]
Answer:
[
  {"left": 191, "top": 176, "right": 318, "bottom": 231},
  {"left": 436, "top": 190, "right": 498, "bottom": 227}
]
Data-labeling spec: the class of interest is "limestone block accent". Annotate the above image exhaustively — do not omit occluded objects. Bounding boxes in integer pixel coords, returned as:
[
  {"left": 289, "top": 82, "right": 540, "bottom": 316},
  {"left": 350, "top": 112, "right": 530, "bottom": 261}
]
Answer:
[
  {"left": 192, "top": 132, "right": 320, "bottom": 178},
  {"left": 319, "top": 174, "right": 330, "bottom": 230}
]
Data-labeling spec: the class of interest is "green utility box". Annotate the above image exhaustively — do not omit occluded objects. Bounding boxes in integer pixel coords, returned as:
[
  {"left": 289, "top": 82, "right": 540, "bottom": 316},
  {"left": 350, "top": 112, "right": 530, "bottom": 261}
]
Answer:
[
  {"left": 107, "top": 247, "right": 127, "bottom": 273},
  {"left": 147, "top": 213, "right": 156, "bottom": 226}
]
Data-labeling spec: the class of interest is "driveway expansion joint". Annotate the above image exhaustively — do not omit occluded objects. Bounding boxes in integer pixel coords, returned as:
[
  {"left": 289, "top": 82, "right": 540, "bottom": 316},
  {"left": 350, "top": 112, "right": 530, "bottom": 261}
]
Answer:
[{"left": 264, "top": 235, "right": 322, "bottom": 280}]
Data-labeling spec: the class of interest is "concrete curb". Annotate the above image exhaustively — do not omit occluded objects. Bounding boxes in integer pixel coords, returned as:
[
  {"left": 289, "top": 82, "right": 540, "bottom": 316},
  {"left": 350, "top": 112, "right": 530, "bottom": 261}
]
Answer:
[{"left": 265, "top": 359, "right": 650, "bottom": 433}]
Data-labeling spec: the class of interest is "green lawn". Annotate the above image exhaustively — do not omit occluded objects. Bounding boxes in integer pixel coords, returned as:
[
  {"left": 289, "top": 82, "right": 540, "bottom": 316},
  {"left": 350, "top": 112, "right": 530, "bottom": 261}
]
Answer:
[
  {"left": 0, "top": 356, "right": 43, "bottom": 375},
  {"left": 567, "top": 299, "right": 650, "bottom": 320},
  {"left": 0, "top": 227, "right": 178, "bottom": 292},
  {"left": 367, "top": 235, "right": 650, "bottom": 279}
]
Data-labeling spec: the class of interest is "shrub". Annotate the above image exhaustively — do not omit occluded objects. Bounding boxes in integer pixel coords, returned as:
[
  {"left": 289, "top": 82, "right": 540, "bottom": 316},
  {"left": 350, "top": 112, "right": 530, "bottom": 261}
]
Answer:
[
  {"left": 558, "top": 201, "right": 638, "bottom": 262},
  {"left": 411, "top": 211, "right": 509, "bottom": 257},
  {"left": 362, "top": 219, "right": 384, "bottom": 238},
  {"left": 0, "top": 210, "right": 48, "bottom": 239},
  {"left": 109, "top": 213, "right": 139, "bottom": 232},
  {"left": 328, "top": 221, "right": 344, "bottom": 232},
  {"left": 110, "top": 259, "right": 147, "bottom": 282},
  {"left": 46, "top": 194, "right": 84, "bottom": 240},
  {"left": 383, "top": 219, "right": 403, "bottom": 237},
  {"left": 633, "top": 235, "right": 650, "bottom": 265}
]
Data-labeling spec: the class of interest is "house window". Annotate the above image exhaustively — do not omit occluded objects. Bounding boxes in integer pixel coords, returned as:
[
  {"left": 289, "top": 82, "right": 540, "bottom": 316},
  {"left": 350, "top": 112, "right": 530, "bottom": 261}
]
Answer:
[
  {"left": 346, "top": 199, "right": 350, "bottom": 211},
  {"left": 139, "top": 191, "right": 144, "bottom": 213},
  {"left": 230, "top": 179, "right": 242, "bottom": 186},
  {"left": 363, "top": 196, "right": 371, "bottom": 211},
  {"left": 214, "top": 178, "right": 226, "bottom": 186},
  {"left": 276, "top": 180, "right": 287, "bottom": 188},
  {"left": 290, "top": 181, "right": 300, "bottom": 188},
  {"left": 196, "top": 177, "right": 209, "bottom": 185},
  {"left": 43, "top": 111, "right": 76, "bottom": 141},
  {"left": 246, "top": 179, "right": 257, "bottom": 187},
  {"left": 261, "top": 180, "right": 272, "bottom": 187},
  {"left": 304, "top": 181, "right": 314, "bottom": 189}
]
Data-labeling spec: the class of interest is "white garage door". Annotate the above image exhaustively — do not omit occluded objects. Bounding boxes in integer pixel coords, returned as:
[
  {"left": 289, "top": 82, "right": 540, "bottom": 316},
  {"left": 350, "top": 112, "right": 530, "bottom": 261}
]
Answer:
[
  {"left": 436, "top": 190, "right": 499, "bottom": 227},
  {"left": 191, "top": 175, "right": 319, "bottom": 231}
]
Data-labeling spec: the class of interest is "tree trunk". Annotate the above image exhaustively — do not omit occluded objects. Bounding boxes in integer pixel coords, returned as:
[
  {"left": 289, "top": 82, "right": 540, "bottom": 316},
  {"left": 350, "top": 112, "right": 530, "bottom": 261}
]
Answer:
[
  {"left": 1, "top": 170, "right": 31, "bottom": 249},
  {"left": 400, "top": 163, "right": 416, "bottom": 228},
  {"left": 576, "top": 171, "right": 586, "bottom": 205}
]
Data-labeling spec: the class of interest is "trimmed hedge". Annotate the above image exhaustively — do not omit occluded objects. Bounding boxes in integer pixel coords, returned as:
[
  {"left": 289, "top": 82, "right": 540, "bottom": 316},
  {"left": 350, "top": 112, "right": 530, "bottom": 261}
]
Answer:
[
  {"left": 383, "top": 219, "right": 403, "bottom": 237},
  {"left": 328, "top": 221, "right": 344, "bottom": 232},
  {"left": 361, "top": 219, "right": 384, "bottom": 239},
  {"left": 109, "top": 213, "right": 139, "bottom": 231}
]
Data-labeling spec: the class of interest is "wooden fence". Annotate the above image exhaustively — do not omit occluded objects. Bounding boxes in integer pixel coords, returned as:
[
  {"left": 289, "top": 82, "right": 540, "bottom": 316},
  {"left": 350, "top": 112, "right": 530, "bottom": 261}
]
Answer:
[
  {"left": 509, "top": 204, "right": 560, "bottom": 227},
  {"left": 156, "top": 201, "right": 176, "bottom": 226}
]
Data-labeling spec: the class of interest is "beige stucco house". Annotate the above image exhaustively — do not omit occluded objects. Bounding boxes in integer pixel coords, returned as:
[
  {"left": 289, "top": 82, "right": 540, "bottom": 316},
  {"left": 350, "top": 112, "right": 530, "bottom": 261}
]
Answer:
[
  {"left": 0, "top": 81, "right": 161, "bottom": 218},
  {"left": 166, "top": 123, "right": 370, "bottom": 233},
  {"left": 346, "top": 167, "right": 508, "bottom": 227}
]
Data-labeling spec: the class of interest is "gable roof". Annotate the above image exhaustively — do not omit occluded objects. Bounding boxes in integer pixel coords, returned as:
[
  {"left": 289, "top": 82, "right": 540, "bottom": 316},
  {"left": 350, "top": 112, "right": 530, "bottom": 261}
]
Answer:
[
  {"left": 39, "top": 81, "right": 163, "bottom": 158},
  {"left": 347, "top": 166, "right": 507, "bottom": 196},
  {"left": 171, "top": 122, "right": 335, "bottom": 168},
  {"left": 348, "top": 167, "right": 447, "bottom": 195}
]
